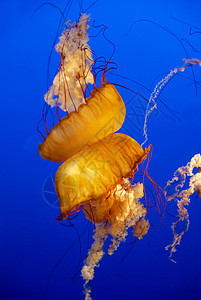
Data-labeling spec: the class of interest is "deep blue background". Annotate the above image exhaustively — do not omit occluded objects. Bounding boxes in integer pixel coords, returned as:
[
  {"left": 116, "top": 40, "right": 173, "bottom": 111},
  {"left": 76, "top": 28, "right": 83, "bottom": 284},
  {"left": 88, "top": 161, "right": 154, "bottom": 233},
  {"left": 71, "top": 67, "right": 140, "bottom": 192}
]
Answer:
[{"left": 1, "top": 1, "right": 201, "bottom": 299}]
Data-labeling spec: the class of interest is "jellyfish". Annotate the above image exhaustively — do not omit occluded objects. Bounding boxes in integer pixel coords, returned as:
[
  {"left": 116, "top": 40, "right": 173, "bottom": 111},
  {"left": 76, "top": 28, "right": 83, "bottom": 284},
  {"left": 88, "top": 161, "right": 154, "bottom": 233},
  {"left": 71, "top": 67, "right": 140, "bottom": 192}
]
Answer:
[
  {"left": 38, "top": 13, "right": 125, "bottom": 162},
  {"left": 55, "top": 132, "right": 151, "bottom": 298}
]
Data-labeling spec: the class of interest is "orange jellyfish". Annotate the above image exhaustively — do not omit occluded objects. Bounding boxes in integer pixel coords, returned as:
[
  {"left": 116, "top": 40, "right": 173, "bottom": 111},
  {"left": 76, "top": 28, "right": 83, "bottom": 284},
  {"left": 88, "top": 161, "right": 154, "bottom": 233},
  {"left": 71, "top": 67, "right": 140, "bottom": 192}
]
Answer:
[
  {"left": 38, "top": 13, "right": 162, "bottom": 300},
  {"left": 54, "top": 132, "right": 152, "bottom": 299},
  {"left": 38, "top": 13, "right": 126, "bottom": 163}
]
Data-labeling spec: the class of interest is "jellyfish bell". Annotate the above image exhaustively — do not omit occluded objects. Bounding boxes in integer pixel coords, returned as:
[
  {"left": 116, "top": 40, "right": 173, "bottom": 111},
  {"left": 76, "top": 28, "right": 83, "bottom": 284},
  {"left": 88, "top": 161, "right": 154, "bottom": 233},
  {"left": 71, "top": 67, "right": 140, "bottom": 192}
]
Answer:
[
  {"left": 55, "top": 132, "right": 148, "bottom": 220},
  {"left": 39, "top": 83, "right": 126, "bottom": 162}
]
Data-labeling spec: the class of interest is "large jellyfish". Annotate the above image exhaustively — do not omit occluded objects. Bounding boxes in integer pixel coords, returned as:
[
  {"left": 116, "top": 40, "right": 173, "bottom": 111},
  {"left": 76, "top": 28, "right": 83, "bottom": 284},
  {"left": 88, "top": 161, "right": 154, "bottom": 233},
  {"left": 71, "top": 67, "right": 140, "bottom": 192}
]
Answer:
[
  {"left": 55, "top": 132, "right": 150, "bottom": 298},
  {"left": 38, "top": 12, "right": 201, "bottom": 300}
]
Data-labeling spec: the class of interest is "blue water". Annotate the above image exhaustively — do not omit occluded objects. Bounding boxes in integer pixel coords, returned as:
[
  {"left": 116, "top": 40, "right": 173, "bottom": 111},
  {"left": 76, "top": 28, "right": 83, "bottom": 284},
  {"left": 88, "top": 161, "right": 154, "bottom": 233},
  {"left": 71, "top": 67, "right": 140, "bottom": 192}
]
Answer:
[{"left": 1, "top": 1, "right": 201, "bottom": 299}]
